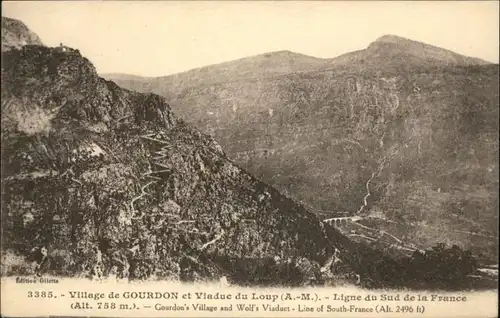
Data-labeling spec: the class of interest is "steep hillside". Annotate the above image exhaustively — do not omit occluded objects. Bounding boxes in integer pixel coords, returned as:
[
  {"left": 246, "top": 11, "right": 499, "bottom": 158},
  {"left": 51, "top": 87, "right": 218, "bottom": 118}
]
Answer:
[
  {"left": 2, "top": 43, "right": 369, "bottom": 286},
  {"left": 1, "top": 16, "right": 44, "bottom": 51},
  {"left": 103, "top": 36, "right": 499, "bottom": 262}
]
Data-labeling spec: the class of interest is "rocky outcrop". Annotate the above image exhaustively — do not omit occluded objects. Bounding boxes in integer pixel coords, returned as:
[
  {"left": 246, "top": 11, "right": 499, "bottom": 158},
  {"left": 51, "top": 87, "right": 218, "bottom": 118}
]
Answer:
[{"left": 2, "top": 17, "right": 44, "bottom": 52}]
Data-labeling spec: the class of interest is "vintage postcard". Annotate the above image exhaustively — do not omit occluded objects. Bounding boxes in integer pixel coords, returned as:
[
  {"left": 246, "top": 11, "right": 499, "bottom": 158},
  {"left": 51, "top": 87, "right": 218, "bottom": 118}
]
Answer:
[{"left": 1, "top": 1, "right": 498, "bottom": 317}]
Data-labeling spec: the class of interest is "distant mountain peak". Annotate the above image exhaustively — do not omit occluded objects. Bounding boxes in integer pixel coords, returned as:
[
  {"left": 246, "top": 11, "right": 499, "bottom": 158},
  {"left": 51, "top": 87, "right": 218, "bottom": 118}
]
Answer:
[
  {"left": 267, "top": 50, "right": 294, "bottom": 55},
  {"left": 332, "top": 33, "right": 493, "bottom": 67},
  {"left": 254, "top": 50, "right": 320, "bottom": 60},
  {"left": 369, "top": 34, "right": 442, "bottom": 51},
  {"left": 374, "top": 34, "right": 415, "bottom": 44}
]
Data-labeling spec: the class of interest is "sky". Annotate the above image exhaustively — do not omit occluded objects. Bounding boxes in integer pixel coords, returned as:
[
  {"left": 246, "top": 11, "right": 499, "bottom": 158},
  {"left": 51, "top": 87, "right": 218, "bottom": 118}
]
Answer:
[{"left": 3, "top": 1, "right": 499, "bottom": 77}]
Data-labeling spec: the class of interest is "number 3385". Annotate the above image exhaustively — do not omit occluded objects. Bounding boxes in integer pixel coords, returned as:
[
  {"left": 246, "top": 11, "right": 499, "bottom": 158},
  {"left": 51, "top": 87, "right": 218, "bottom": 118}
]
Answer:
[{"left": 28, "top": 291, "right": 54, "bottom": 298}]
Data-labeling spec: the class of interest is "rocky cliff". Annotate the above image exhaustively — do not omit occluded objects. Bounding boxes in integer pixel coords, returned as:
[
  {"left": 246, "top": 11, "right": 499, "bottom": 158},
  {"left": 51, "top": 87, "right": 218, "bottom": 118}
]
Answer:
[{"left": 2, "top": 16, "right": 44, "bottom": 51}]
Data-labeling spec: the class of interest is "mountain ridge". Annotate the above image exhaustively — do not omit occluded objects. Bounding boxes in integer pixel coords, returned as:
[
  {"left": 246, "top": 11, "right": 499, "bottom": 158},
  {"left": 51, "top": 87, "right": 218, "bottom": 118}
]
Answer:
[
  {"left": 102, "top": 34, "right": 492, "bottom": 82},
  {"left": 156, "top": 50, "right": 328, "bottom": 80}
]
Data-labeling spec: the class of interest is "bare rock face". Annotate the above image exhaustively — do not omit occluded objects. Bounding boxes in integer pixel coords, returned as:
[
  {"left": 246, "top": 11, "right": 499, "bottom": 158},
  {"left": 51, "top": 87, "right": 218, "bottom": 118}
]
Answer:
[{"left": 2, "top": 17, "right": 44, "bottom": 52}]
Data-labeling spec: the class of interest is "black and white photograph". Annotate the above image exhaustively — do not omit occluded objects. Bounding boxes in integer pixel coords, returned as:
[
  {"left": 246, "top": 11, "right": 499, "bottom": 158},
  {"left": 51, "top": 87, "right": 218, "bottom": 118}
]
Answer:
[{"left": 1, "top": 1, "right": 498, "bottom": 317}]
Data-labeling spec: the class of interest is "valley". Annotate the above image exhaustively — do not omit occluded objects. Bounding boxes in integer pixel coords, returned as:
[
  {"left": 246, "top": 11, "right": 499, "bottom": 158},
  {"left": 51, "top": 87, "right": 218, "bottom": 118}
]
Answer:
[{"left": 104, "top": 36, "right": 499, "bottom": 263}]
